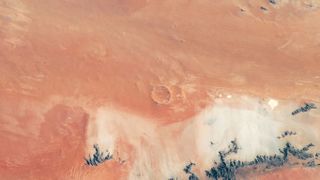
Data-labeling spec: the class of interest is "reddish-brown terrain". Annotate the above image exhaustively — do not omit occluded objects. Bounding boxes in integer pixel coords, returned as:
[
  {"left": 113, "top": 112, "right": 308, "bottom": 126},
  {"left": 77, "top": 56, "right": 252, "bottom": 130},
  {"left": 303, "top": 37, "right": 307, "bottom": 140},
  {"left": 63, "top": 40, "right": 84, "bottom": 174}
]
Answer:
[{"left": 1, "top": 0, "right": 320, "bottom": 179}]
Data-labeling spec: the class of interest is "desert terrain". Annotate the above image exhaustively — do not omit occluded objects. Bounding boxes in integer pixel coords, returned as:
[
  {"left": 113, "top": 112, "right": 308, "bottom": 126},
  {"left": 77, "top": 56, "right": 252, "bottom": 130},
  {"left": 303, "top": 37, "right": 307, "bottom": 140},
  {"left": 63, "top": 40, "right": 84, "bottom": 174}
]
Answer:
[{"left": 1, "top": 0, "right": 320, "bottom": 179}]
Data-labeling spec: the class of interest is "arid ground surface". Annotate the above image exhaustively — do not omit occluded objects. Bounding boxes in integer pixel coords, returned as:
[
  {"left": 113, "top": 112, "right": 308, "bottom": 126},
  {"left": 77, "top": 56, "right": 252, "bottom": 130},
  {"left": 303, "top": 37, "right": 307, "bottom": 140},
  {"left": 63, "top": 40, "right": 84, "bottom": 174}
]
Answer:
[{"left": 1, "top": 0, "right": 320, "bottom": 179}]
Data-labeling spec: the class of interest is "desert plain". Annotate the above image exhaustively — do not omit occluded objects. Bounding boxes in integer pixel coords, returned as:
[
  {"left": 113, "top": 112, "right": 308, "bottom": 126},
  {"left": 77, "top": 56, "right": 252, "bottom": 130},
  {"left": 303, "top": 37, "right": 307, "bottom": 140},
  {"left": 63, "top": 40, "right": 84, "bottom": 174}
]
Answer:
[{"left": 1, "top": 0, "right": 320, "bottom": 179}]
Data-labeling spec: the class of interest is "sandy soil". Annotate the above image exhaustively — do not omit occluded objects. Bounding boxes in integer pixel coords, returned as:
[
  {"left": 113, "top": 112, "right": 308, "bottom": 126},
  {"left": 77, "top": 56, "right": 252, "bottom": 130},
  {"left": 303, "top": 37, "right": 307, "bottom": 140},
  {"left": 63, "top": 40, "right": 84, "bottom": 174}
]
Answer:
[{"left": 1, "top": 0, "right": 320, "bottom": 179}]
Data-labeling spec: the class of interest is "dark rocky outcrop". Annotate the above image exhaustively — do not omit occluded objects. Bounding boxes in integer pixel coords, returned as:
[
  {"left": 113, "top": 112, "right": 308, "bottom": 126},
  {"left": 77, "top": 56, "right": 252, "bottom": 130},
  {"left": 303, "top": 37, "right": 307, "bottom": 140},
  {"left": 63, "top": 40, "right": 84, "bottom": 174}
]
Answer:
[
  {"left": 84, "top": 144, "right": 113, "bottom": 166},
  {"left": 205, "top": 141, "right": 319, "bottom": 180}
]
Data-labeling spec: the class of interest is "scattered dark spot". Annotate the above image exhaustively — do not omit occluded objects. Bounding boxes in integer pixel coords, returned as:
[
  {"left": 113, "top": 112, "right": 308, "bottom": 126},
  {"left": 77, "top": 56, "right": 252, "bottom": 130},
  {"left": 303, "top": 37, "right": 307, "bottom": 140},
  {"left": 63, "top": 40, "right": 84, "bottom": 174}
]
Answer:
[
  {"left": 221, "top": 139, "right": 240, "bottom": 157},
  {"left": 292, "top": 103, "right": 317, "bottom": 115},
  {"left": 84, "top": 144, "right": 113, "bottom": 166},
  {"left": 118, "top": 158, "right": 126, "bottom": 164},
  {"left": 184, "top": 162, "right": 196, "bottom": 174},
  {"left": 168, "top": 177, "right": 178, "bottom": 180},
  {"left": 260, "top": 6, "right": 268, "bottom": 11},
  {"left": 269, "top": 0, "right": 277, "bottom": 5},
  {"left": 183, "top": 162, "right": 199, "bottom": 180},
  {"left": 305, "top": 3, "right": 314, "bottom": 8},
  {"left": 205, "top": 141, "right": 319, "bottom": 179},
  {"left": 278, "top": 130, "right": 297, "bottom": 139},
  {"left": 306, "top": 160, "right": 316, "bottom": 167}
]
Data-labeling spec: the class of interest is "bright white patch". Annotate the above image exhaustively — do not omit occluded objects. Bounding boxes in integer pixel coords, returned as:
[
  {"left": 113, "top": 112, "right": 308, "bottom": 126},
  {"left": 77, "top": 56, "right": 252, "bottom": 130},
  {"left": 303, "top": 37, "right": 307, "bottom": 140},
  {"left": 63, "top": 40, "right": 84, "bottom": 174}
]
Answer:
[
  {"left": 85, "top": 96, "right": 319, "bottom": 179},
  {"left": 191, "top": 96, "right": 285, "bottom": 167},
  {"left": 86, "top": 108, "right": 117, "bottom": 154},
  {"left": 268, "top": 99, "right": 279, "bottom": 110},
  {"left": 86, "top": 107, "right": 184, "bottom": 180},
  {"left": 227, "top": 95, "right": 232, "bottom": 98}
]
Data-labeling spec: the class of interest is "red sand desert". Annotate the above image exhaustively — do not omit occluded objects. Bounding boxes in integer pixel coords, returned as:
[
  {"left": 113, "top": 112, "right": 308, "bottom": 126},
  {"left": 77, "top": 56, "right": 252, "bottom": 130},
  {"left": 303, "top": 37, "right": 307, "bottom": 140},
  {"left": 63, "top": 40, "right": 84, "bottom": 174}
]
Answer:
[{"left": 1, "top": 0, "right": 320, "bottom": 179}]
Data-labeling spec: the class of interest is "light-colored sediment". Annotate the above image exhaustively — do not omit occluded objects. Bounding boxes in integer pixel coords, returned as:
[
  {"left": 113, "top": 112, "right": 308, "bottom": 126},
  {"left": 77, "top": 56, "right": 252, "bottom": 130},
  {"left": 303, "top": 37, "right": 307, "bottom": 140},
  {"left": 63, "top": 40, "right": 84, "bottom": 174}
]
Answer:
[
  {"left": 1, "top": 0, "right": 320, "bottom": 179},
  {"left": 84, "top": 95, "right": 320, "bottom": 179}
]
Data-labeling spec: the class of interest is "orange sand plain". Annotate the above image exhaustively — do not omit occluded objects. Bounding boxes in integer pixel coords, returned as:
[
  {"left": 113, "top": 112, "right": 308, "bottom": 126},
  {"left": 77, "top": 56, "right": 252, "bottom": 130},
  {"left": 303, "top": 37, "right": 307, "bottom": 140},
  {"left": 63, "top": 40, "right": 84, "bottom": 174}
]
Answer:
[{"left": 1, "top": 0, "right": 320, "bottom": 179}]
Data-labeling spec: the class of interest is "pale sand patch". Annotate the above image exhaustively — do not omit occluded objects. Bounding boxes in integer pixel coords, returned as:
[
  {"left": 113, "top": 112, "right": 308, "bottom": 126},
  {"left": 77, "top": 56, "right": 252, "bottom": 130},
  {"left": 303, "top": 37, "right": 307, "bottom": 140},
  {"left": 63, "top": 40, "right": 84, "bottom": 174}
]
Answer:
[{"left": 85, "top": 95, "right": 320, "bottom": 179}]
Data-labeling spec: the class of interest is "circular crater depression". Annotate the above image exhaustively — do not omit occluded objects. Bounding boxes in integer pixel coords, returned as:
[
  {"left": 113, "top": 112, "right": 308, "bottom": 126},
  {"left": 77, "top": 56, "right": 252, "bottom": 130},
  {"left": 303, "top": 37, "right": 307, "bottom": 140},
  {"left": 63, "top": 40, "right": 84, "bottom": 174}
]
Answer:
[{"left": 151, "top": 85, "right": 171, "bottom": 105}]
